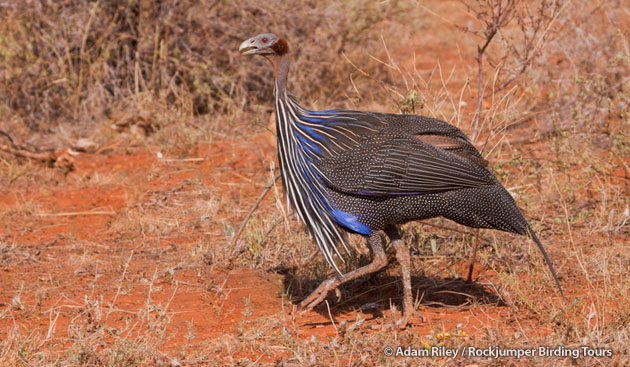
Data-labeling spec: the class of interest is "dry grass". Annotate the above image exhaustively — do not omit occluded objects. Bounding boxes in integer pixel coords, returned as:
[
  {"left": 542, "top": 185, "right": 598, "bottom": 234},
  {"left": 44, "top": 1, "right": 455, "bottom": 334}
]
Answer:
[
  {"left": 0, "top": 0, "right": 629, "bottom": 366},
  {"left": 0, "top": 0, "right": 408, "bottom": 153}
]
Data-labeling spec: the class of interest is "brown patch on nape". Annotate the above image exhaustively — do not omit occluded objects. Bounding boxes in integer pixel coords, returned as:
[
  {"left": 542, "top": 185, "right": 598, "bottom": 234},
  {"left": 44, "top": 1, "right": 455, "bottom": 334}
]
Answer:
[{"left": 271, "top": 38, "right": 289, "bottom": 56}]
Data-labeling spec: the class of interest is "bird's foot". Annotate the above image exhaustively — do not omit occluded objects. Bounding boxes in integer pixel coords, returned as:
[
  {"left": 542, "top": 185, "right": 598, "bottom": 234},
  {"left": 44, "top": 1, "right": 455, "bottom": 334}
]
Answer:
[
  {"left": 299, "top": 277, "right": 340, "bottom": 311},
  {"left": 394, "top": 309, "right": 417, "bottom": 329},
  {"left": 366, "top": 309, "right": 423, "bottom": 330},
  {"left": 299, "top": 231, "right": 387, "bottom": 314}
]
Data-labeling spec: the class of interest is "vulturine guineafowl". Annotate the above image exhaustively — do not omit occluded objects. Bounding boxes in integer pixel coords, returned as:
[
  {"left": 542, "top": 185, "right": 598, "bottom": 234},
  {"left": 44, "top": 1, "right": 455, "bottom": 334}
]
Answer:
[{"left": 239, "top": 33, "right": 562, "bottom": 328}]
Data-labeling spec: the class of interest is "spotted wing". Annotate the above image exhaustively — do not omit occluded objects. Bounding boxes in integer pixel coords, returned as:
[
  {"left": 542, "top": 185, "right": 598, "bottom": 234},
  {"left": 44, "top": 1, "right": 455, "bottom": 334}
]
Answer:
[{"left": 318, "top": 134, "right": 495, "bottom": 195}]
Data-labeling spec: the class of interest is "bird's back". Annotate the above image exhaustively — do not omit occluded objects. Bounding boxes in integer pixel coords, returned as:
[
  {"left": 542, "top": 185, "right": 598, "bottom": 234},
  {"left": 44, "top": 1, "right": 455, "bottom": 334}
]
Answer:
[{"left": 300, "top": 107, "right": 495, "bottom": 197}]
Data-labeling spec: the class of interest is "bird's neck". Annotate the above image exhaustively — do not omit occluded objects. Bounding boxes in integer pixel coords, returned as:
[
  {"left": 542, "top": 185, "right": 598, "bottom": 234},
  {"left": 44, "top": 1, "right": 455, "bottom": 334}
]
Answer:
[{"left": 273, "top": 54, "right": 290, "bottom": 97}]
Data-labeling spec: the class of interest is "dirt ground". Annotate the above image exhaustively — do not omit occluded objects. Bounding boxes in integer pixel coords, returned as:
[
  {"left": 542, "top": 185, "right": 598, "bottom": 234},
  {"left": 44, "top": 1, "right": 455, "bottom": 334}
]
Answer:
[{"left": 2, "top": 128, "right": 628, "bottom": 365}]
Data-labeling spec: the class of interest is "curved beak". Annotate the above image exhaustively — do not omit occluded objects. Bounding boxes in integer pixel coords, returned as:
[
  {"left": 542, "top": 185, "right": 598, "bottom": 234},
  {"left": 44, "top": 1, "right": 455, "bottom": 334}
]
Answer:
[{"left": 239, "top": 38, "right": 258, "bottom": 56}]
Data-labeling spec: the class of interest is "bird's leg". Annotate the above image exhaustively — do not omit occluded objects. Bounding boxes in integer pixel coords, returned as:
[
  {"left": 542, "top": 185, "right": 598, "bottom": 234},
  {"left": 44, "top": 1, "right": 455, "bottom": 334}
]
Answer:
[
  {"left": 299, "top": 231, "right": 387, "bottom": 311},
  {"left": 385, "top": 226, "right": 416, "bottom": 329},
  {"left": 466, "top": 228, "right": 480, "bottom": 283}
]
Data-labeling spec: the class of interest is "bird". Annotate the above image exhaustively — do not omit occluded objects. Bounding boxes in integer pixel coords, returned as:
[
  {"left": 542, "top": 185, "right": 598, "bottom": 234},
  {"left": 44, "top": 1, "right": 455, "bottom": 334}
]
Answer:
[{"left": 239, "top": 33, "right": 562, "bottom": 328}]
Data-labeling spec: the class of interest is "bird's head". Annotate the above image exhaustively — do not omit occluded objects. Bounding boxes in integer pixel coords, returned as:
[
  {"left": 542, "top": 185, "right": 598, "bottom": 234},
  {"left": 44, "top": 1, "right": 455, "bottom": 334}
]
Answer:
[{"left": 239, "top": 33, "right": 289, "bottom": 57}]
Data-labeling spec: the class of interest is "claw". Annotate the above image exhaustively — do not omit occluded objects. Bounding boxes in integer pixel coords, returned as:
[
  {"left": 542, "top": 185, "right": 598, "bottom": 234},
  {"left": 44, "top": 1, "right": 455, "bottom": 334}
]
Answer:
[{"left": 296, "top": 231, "right": 389, "bottom": 322}]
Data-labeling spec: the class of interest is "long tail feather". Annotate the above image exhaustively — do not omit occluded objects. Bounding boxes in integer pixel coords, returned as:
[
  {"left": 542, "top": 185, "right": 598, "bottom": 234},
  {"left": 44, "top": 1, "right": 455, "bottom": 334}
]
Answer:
[{"left": 526, "top": 223, "right": 564, "bottom": 297}]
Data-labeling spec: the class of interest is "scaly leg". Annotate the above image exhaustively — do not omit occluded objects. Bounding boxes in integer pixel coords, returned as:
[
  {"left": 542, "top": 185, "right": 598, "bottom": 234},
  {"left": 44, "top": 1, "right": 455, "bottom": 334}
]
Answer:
[
  {"left": 300, "top": 231, "right": 388, "bottom": 311},
  {"left": 385, "top": 226, "right": 416, "bottom": 329},
  {"left": 466, "top": 228, "right": 480, "bottom": 283}
]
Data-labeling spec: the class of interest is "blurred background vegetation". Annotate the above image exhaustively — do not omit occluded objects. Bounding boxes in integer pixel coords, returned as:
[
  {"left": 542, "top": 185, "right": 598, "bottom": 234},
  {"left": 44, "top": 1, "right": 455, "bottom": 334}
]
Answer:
[
  {"left": 0, "top": 0, "right": 419, "bottom": 150},
  {"left": 0, "top": 0, "right": 627, "bottom": 153}
]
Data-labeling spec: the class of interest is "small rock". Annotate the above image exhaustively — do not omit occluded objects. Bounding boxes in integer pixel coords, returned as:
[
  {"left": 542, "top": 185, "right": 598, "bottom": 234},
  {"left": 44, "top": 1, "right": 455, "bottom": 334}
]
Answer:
[
  {"left": 74, "top": 138, "right": 97, "bottom": 153},
  {"left": 360, "top": 302, "right": 380, "bottom": 311}
]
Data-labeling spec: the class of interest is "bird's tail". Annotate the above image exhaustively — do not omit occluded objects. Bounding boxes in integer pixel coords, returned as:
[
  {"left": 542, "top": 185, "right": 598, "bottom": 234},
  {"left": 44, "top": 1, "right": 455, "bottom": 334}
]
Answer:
[
  {"left": 525, "top": 222, "right": 564, "bottom": 297},
  {"left": 440, "top": 186, "right": 563, "bottom": 295}
]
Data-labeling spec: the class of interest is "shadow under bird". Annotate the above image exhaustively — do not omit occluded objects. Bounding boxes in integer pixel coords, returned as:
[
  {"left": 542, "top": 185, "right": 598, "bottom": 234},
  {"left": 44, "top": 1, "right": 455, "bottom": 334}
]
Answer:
[{"left": 239, "top": 33, "right": 563, "bottom": 328}]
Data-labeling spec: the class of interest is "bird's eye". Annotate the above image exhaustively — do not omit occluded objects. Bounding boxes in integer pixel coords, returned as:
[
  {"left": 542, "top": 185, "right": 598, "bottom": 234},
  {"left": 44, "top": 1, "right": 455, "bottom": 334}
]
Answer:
[{"left": 261, "top": 37, "right": 268, "bottom": 44}]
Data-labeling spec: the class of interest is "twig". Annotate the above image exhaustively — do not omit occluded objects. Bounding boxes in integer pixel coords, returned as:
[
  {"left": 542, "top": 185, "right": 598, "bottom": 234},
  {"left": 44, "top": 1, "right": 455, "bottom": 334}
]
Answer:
[
  {"left": 549, "top": 168, "right": 590, "bottom": 287},
  {"left": 228, "top": 174, "right": 281, "bottom": 261},
  {"left": 342, "top": 52, "right": 403, "bottom": 110},
  {"left": 325, "top": 300, "right": 338, "bottom": 331},
  {"left": 0, "top": 128, "right": 16, "bottom": 146},
  {"left": 467, "top": 228, "right": 481, "bottom": 282},
  {"left": 482, "top": 0, "right": 570, "bottom": 98},
  {"left": 0, "top": 143, "right": 55, "bottom": 163},
  {"left": 160, "top": 280, "right": 179, "bottom": 319},
  {"left": 232, "top": 209, "right": 294, "bottom": 254},
  {"left": 469, "top": 0, "right": 516, "bottom": 143},
  {"left": 107, "top": 251, "right": 133, "bottom": 319}
]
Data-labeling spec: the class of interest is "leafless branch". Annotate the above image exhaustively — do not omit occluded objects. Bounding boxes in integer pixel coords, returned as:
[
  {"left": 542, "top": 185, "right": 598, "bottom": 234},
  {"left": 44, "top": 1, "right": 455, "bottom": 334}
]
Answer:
[
  {"left": 463, "top": 0, "right": 567, "bottom": 143},
  {"left": 465, "top": 0, "right": 517, "bottom": 143},
  {"left": 228, "top": 173, "right": 281, "bottom": 262},
  {"left": 0, "top": 144, "right": 56, "bottom": 164}
]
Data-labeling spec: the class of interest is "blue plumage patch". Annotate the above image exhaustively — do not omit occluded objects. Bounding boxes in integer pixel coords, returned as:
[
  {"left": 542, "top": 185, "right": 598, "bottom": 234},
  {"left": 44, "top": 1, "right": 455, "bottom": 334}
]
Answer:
[
  {"left": 299, "top": 115, "right": 328, "bottom": 123},
  {"left": 295, "top": 132, "right": 322, "bottom": 155},
  {"left": 332, "top": 209, "right": 371, "bottom": 235},
  {"left": 312, "top": 109, "right": 340, "bottom": 115},
  {"left": 297, "top": 124, "right": 327, "bottom": 140}
]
